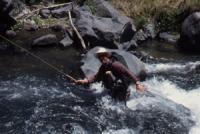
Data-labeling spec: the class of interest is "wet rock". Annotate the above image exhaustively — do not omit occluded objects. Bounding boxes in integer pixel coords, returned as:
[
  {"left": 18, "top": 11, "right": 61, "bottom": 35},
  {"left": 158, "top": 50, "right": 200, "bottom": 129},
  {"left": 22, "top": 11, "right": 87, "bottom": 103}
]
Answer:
[
  {"left": 178, "top": 12, "right": 200, "bottom": 52},
  {"left": 133, "top": 29, "right": 147, "bottom": 44},
  {"left": 40, "top": 9, "right": 51, "bottom": 19},
  {"left": 159, "top": 32, "right": 180, "bottom": 45},
  {"left": 60, "top": 33, "right": 73, "bottom": 47},
  {"left": 51, "top": 5, "right": 72, "bottom": 18},
  {"left": 79, "top": 5, "right": 92, "bottom": 13},
  {"left": 49, "top": 24, "right": 67, "bottom": 32},
  {"left": 0, "top": 42, "right": 10, "bottom": 51},
  {"left": 24, "top": 20, "right": 39, "bottom": 31},
  {"left": 81, "top": 46, "right": 146, "bottom": 79},
  {"left": 119, "top": 40, "right": 138, "bottom": 51},
  {"left": 133, "top": 23, "right": 156, "bottom": 45},
  {"left": 74, "top": 4, "right": 135, "bottom": 48},
  {"left": 130, "top": 51, "right": 153, "bottom": 61},
  {"left": 5, "top": 30, "right": 16, "bottom": 38},
  {"left": 0, "top": 0, "right": 16, "bottom": 34},
  {"left": 32, "top": 34, "right": 58, "bottom": 47},
  {"left": 143, "top": 23, "right": 156, "bottom": 39}
]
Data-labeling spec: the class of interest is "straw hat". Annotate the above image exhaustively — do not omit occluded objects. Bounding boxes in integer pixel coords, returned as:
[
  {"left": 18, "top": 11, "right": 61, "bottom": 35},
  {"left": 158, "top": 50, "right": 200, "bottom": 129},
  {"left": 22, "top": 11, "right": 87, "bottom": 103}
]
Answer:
[{"left": 95, "top": 47, "right": 110, "bottom": 57}]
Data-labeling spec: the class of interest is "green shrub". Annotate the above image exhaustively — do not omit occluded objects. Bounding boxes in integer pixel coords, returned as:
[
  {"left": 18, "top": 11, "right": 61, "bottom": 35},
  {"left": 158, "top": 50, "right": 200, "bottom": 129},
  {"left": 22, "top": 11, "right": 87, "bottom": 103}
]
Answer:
[
  {"left": 155, "top": 9, "right": 182, "bottom": 32},
  {"left": 134, "top": 15, "right": 149, "bottom": 29}
]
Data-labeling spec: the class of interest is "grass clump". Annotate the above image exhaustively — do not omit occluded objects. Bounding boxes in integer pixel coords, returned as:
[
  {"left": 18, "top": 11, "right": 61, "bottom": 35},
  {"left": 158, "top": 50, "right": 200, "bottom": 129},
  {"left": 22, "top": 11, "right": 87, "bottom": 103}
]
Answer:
[{"left": 111, "top": 0, "right": 200, "bottom": 31}]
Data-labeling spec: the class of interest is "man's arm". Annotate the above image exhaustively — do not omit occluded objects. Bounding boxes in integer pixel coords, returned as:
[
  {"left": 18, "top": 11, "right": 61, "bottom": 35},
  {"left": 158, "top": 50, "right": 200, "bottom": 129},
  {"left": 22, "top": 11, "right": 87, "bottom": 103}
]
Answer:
[
  {"left": 112, "top": 61, "right": 145, "bottom": 92},
  {"left": 76, "top": 65, "right": 104, "bottom": 85},
  {"left": 112, "top": 61, "right": 139, "bottom": 83}
]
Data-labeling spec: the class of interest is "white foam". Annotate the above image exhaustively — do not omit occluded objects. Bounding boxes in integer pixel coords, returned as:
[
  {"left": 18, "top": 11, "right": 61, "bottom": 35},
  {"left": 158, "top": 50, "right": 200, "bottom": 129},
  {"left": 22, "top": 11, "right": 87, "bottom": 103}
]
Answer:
[
  {"left": 144, "top": 77, "right": 200, "bottom": 134},
  {"left": 90, "top": 82, "right": 104, "bottom": 94},
  {"left": 102, "top": 128, "right": 136, "bottom": 134},
  {"left": 146, "top": 61, "right": 200, "bottom": 73}
]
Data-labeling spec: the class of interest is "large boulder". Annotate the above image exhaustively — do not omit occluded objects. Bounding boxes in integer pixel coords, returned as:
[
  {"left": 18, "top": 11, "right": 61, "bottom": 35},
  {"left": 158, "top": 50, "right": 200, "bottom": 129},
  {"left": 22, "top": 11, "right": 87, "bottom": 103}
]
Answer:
[
  {"left": 178, "top": 12, "right": 200, "bottom": 52},
  {"left": 0, "top": 0, "right": 16, "bottom": 34},
  {"left": 73, "top": 0, "right": 136, "bottom": 48},
  {"left": 81, "top": 46, "right": 146, "bottom": 80}
]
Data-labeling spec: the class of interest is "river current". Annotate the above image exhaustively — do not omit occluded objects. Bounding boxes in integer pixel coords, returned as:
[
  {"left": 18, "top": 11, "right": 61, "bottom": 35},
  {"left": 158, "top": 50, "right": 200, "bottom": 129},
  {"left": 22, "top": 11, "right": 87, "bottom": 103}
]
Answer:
[{"left": 0, "top": 41, "right": 199, "bottom": 134}]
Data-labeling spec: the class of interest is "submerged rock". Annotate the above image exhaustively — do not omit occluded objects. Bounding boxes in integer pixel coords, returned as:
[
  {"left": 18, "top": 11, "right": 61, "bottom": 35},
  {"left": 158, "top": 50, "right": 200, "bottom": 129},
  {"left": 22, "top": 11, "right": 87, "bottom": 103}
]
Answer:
[
  {"left": 32, "top": 34, "right": 58, "bottom": 47},
  {"left": 60, "top": 33, "right": 73, "bottom": 47},
  {"left": 159, "top": 32, "right": 180, "bottom": 45},
  {"left": 5, "top": 30, "right": 16, "bottom": 38},
  {"left": 81, "top": 46, "right": 146, "bottom": 79}
]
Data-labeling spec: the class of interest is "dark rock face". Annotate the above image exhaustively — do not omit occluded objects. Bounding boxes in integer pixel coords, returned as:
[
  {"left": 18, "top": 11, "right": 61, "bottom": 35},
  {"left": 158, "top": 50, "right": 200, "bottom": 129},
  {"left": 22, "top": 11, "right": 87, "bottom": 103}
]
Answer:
[
  {"left": 32, "top": 34, "right": 58, "bottom": 47},
  {"left": 178, "top": 12, "right": 200, "bottom": 52},
  {"left": 74, "top": 0, "right": 136, "bottom": 48},
  {"left": 81, "top": 46, "right": 146, "bottom": 79},
  {"left": 0, "top": 0, "right": 16, "bottom": 34}
]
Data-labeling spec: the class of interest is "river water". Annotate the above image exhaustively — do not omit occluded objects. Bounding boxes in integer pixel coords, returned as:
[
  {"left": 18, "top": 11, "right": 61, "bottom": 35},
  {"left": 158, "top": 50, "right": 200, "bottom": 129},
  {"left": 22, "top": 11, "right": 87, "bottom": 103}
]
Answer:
[{"left": 0, "top": 41, "right": 199, "bottom": 134}]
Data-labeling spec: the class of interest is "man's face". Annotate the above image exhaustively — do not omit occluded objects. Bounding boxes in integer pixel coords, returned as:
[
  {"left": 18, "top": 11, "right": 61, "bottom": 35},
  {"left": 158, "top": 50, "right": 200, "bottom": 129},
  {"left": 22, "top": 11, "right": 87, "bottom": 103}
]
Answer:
[{"left": 98, "top": 55, "right": 110, "bottom": 64}]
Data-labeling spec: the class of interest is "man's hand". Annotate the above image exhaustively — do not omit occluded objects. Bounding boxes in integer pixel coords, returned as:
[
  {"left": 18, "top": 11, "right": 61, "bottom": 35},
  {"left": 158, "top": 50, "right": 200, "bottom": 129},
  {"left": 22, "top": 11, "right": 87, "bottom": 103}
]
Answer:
[
  {"left": 76, "top": 79, "right": 88, "bottom": 85},
  {"left": 136, "top": 81, "right": 145, "bottom": 92}
]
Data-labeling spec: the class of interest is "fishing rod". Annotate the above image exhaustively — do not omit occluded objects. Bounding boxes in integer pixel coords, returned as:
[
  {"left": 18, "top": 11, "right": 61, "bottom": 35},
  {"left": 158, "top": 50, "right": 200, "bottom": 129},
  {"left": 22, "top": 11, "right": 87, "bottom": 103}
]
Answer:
[{"left": 0, "top": 34, "right": 77, "bottom": 83}]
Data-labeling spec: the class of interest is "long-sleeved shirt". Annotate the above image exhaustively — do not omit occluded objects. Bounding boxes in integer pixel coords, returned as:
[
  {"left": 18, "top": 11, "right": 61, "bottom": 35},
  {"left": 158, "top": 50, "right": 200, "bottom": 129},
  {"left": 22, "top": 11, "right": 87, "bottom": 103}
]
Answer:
[{"left": 87, "top": 60, "right": 139, "bottom": 85}]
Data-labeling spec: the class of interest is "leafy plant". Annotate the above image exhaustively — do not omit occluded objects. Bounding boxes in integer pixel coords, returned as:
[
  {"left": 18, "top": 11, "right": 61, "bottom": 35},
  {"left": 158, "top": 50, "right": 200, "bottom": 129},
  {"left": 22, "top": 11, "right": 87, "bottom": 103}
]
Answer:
[
  {"left": 155, "top": 9, "right": 182, "bottom": 32},
  {"left": 134, "top": 15, "right": 149, "bottom": 29}
]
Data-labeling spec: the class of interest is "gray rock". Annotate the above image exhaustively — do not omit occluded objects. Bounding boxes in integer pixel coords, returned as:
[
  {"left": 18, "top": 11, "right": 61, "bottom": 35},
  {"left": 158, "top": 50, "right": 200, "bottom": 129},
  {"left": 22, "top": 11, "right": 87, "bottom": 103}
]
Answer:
[
  {"left": 119, "top": 40, "right": 138, "bottom": 51},
  {"left": 93, "top": 0, "right": 131, "bottom": 25},
  {"left": 133, "top": 23, "right": 157, "bottom": 45},
  {"left": 79, "top": 5, "right": 92, "bottom": 13},
  {"left": 5, "top": 30, "right": 16, "bottom": 38},
  {"left": 74, "top": 5, "right": 135, "bottom": 48},
  {"left": 143, "top": 23, "right": 156, "bottom": 39},
  {"left": 159, "top": 32, "right": 180, "bottom": 45},
  {"left": 178, "top": 12, "right": 200, "bottom": 52},
  {"left": 81, "top": 46, "right": 146, "bottom": 79},
  {"left": 32, "top": 34, "right": 58, "bottom": 47},
  {"left": 133, "top": 29, "right": 147, "bottom": 44},
  {"left": 40, "top": 9, "right": 51, "bottom": 19},
  {"left": 60, "top": 33, "right": 73, "bottom": 47},
  {"left": 51, "top": 5, "right": 72, "bottom": 18},
  {"left": 24, "top": 20, "right": 38, "bottom": 31}
]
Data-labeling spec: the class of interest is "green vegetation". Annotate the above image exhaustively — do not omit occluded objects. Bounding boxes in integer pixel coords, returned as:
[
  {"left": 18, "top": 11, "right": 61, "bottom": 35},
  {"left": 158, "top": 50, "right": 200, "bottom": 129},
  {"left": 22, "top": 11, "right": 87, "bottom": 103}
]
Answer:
[
  {"left": 84, "top": 0, "right": 96, "bottom": 14},
  {"left": 111, "top": 0, "right": 200, "bottom": 32}
]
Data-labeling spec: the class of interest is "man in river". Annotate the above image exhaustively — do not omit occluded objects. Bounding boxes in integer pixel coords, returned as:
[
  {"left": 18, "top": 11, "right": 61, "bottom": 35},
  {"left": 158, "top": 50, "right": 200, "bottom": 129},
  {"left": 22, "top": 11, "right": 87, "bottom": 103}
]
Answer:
[{"left": 76, "top": 47, "right": 145, "bottom": 102}]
